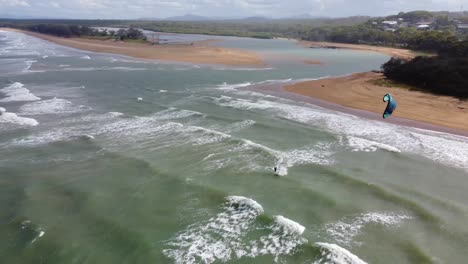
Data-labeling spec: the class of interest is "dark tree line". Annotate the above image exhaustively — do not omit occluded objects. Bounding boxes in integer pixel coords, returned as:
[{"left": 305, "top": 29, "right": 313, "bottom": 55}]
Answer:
[
  {"left": 0, "top": 22, "right": 147, "bottom": 41},
  {"left": 24, "top": 24, "right": 103, "bottom": 37},
  {"left": 382, "top": 41, "right": 468, "bottom": 99},
  {"left": 115, "top": 27, "right": 147, "bottom": 41}
]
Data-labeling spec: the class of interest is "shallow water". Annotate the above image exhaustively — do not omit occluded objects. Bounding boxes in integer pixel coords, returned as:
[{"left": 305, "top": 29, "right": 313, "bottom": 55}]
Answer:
[{"left": 1, "top": 30, "right": 468, "bottom": 264}]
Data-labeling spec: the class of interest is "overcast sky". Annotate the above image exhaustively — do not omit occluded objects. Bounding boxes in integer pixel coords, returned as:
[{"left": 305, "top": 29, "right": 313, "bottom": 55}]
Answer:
[{"left": 1, "top": 0, "right": 467, "bottom": 19}]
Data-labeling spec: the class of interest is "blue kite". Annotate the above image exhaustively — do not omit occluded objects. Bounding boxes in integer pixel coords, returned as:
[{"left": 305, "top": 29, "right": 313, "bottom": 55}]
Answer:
[{"left": 382, "top": 94, "right": 397, "bottom": 119}]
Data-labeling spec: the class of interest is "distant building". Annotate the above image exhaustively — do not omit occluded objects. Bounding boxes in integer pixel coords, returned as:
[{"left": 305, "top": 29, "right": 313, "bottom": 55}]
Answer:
[
  {"left": 417, "top": 24, "right": 430, "bottom": 30},
  {"left": 382, "top": 21, "right": 398, "bottom": 26},
  {"left": 381, "top": 21, "right": 399, "bottom": 31},
  {"left": 457, "top": 24, "right": 468, "bottom": 32},
  {"left": 416, "top": 21, "right": 433, "bottom": 25}
]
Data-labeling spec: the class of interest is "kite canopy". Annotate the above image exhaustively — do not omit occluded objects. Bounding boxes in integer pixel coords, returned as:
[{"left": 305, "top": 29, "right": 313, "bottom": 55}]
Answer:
[{"left": 382, "top": 93, "right": 397, "bottom": 119}]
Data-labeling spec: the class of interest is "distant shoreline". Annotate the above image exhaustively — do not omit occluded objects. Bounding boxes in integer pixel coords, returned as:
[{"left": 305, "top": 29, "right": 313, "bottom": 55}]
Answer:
[
  {"left": 0, "top": 28, "right": 265, "bottom": 66},
  {"left": 298, "top": 40, "right": 417, "bottom": 60},
  {"left": 249, "top": 72, "right": 468, "bottom": 136}
]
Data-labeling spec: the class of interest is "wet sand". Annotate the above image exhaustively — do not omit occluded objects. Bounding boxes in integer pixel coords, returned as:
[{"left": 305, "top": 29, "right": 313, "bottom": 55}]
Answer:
[
  {"left": 299, "top": 41, "right": 417, "bottom": 60},
  {"left": 250, "top": 72, "right": 468, "bottom": 136},
  {"left": 1, "top": 28, "right": 265, "bottom": 66}
]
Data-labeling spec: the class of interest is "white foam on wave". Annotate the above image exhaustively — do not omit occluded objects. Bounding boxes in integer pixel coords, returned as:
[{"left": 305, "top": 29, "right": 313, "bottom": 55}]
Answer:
[
  {"left": 217, "top": 82, "right": 253, "bottom": 91},
  {"left": 153, "top": 108, "right": 203, "bottom": 120},
  {"left": 163, "top": 196, "right": 307, "bottom": 264},
  {"left": 160, "top": 90, "right": 168, "bottom": 93},
  {"left": 325, "top": 212, "right": 412, "bottom": 246},
  {"left": 24, "top": 60, "right": 37, "bottom": 71},
  {"left": 272, "top": 145, "right": 335, "bottom": 176},
  {"left": 163, "top": 196, "right": 264, "bottom": 264},
  {"left": 0, "top": 109, "right": 39, "bottom": 127},
  {"left": 20, "top": 220, "right": 45, "bottom": 244},
  {"left": 108, "top": 111, "right": 124, "bottom": 117},
  {"left": 214, "top": 96, "right": 276, "bottom": 110},
  {"left": 212, "top": 95, "right": 468, "bottom": 171},
  {"left": 0, "top": 82, "right": 41, "bottom": 102},
  {"left": 222, "top": 119, "right": 256, "bottom": 132},
  {"left": 284, "top": 144, "right": 335, "bottom": 167},
  {"left": 202, "top": 136, "right": 334, "bottom": 175},
  {"left": 187, "top": 125, "right": 232, "bottom": 145},
  {"left": 345, "top": 136, "right": 401, "bottom": 153},
  {"left": 274, "top": 215, "right": 305, "bottom": 235},
  {"left": 6, "top": 107, "right": 205, "bottom": 147},
  {"left": 80, "top": 55, "right": 91, "bottom": 60},
  {"left": 19, "top": 97, "right": 90, "bottom": 115},
  {"left": 314, "top": 243, "right": 368, "bottom": 264},
  {"left": 245, "top": 139, "right": 334, "bottom": 174}
]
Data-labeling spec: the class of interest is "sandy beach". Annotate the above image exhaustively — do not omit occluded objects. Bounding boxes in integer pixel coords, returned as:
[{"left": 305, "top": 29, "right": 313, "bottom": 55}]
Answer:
[
  {"left": 1, "top": 28, "right": 265, "bottom": 66},
  {"left": 283, "top": 72, "right": 468, "bottom": 133},
  {"left": 299, "top": 41, "right": 417, "bottom": 60}
]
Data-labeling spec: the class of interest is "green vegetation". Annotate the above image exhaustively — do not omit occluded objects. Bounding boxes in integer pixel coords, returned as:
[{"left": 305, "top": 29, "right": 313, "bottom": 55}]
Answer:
[
  {"left": 382, "top": 50, "right": 468, "bottom": 99},
  {"left": 0, "top": 22, "right": 147, "bottom": 41},
  {"left": 114, "top": 27, "right": 147, "bottom": 41}
]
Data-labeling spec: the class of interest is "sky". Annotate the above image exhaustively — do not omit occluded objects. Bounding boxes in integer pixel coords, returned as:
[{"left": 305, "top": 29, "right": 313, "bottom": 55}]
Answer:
[{"left": 0, "top": 0, "right": 467, "bottom": 19}]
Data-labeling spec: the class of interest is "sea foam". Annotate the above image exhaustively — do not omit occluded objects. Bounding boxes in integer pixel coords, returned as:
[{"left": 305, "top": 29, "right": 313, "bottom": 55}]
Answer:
[
  {"left": 19, "top": 97, "right": 89, "bottom": 115},
  {"left": 325, "top": 212, "right": 412, "bottom": 246},
  {"left": 0, "top": 109, "right": 39, "bottom": 127},
  {"left": 0, "top": 82, "right": 41, "bottom": 102},
  {"left": 314, "top": 242, "right": 368, "bottom": 264},
  {"left": 163, "top": 196, "right": 307, "bottom": 263}
]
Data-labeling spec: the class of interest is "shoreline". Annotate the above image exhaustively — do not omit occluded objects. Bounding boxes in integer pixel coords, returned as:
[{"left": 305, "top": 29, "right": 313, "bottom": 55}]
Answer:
[
  {"left": 298, "top": 40, "right": 417, "bottom": 60},
  {"left": 0, "top": 28, "right": 265, "bottom": 66},
  {"left": 249, "top": 72, "right": 468, "bottom": 137}
]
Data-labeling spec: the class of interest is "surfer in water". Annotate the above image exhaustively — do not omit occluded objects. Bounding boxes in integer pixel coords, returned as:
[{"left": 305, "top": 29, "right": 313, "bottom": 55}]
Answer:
[{"left": 273, "top": 166, "right": 280, "bottom": 176}]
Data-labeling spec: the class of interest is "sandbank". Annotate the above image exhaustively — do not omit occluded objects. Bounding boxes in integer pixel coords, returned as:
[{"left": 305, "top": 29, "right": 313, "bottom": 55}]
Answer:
[
  {"left": 0, "top": 28, "right": 265, "bottom": 66},
  {"left": 299, "top": 41, "right": 417, "bottom": 60}
]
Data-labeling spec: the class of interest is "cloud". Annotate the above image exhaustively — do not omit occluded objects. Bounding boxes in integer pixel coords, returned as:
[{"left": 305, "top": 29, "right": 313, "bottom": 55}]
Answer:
[
  {"left": 1, "top": 0, "right": 468, "bottom": 19},
  {"left": 0, "top": 0, "right": 30, "bottom": 7}
]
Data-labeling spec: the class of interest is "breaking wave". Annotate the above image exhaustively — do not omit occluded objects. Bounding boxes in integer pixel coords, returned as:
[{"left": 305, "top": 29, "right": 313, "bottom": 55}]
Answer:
[
  {"left": 0, "top": 107, "right": 38, "bottom": 127},
  {"left": 324, "top": 212, "right": 412, "bottom": 246},
  {"left": 19, "top": 97, "right": 90, "bottom": 115},
  {"left": 163, "top": 196, "right": 307, "bottom": 263},
  {"left": 0, "top": 82, "right": 41, "bottom": 102},
  {"left": 314, "top": 243, "right": 368, "bottom": 264}
]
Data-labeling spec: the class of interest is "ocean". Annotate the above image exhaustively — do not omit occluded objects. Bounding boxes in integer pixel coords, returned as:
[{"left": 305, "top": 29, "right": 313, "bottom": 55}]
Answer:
[{"left": 1, "top": 30, "right": 468, "bottom": 264}]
